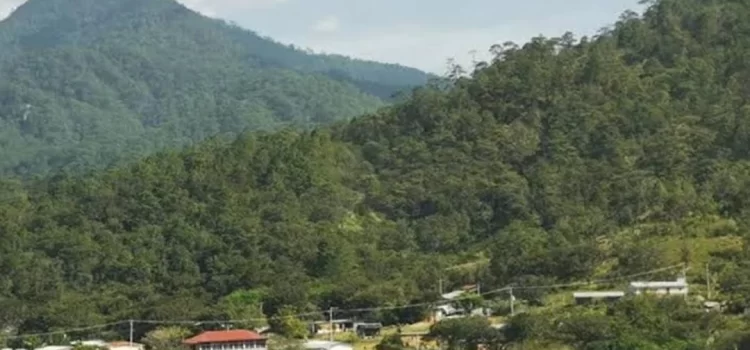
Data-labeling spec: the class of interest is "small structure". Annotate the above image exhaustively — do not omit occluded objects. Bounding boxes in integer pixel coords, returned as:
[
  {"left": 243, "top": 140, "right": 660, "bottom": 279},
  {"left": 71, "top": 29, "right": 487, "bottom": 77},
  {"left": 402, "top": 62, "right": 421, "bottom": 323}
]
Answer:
[
  {"left": 310, "top": 319, "right": 354, "bottom": 335},
  {"left": 108, "top": 342, "right": 145, "bottom": 350},
  {"left": 703, "top": 301, "right": 724, "bottom": 312},
  {"left": 573, "top": 291, "right": 625, "bottom": 305},
  {"left": 440, "top": 290, "right": 466, "bottom": 301},
  {"left": 303, "top": 341, "right": 352, "bottom": 350},
  {"left": 33, "top": 340, "right": 144, "bottom": 350},
  {"left": 72, "top": 341, "right": 108, "bottom": 348},
  {"left": 432, "top": 304, "right": 465, "bottom": 322},
  {"left": 183, "top": 330, "right": 267, "bottom": 350},
  {"left": 627, "top": 277, "right": 689, "bottom": 296},
  {"left": 310, "top": 319, "right": 354, "bottom": 334},
  {"left": 354, "top": 323, "right": 382, "bottom": 338}
]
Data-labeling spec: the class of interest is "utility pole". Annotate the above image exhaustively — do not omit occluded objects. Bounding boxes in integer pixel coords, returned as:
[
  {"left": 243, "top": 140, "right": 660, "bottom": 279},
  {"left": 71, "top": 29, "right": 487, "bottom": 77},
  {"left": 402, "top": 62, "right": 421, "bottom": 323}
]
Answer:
[
  {"left": 509, "top": 287, "right": 515, "bottom": 316},
  {"left": 129, "top": 319, "right": 134, "bottom": 347},
  {"left": 706, "top": 262, "right": 712, "bottom": 300},
  {"left": 328, "top": 307, "right": 334, "bottom": 342},
  {"left": 682, "top": 264, "right": 689, "bottom": 301}
]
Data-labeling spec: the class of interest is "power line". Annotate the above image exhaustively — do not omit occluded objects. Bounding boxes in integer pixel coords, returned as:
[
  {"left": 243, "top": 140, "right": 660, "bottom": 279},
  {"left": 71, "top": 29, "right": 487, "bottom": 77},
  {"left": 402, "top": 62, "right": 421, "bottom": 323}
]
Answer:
[
  {"left": 3, "top": 264, "right": 686, "bottom": 341},
  {"left": 4, "top": 322, "right": 128, "bottom": 340},
  {"left": 507, "top": 263, "right": 686, "bottom": 291}
]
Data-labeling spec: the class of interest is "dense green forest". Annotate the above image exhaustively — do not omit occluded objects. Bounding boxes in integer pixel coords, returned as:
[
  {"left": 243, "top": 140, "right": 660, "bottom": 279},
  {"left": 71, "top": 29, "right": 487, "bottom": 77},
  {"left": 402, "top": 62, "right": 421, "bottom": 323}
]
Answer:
[
  {"left": 8, "top": 0, "right": 750, "bottom": 348},
  {"left": 0, "top": 0, "right": 432, "bottom": 178}
]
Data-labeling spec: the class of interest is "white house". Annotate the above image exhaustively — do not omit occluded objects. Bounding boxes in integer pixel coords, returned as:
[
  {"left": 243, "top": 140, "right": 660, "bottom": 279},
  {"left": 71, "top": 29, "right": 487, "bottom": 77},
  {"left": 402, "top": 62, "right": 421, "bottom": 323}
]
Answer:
[
  {"left": 35, "top": 347, "right": 71, "bottom": 350},
  {"left": 107, "top": 341, "right": 145, "bottom": 350},
  {"left": 183, "top": 330, "right": 267, "bottom": 350},
  {"left": 627, "top": 277, "right": 688, "bottom": 296},
  {"left": 440, "top": 290, "right": 465, "bottom": 300},
  {"left": 303, "top": 340, "right": 352, "bottom": 350},
  {"left": 70, "top": 341, "right": 107, "bottom": 349}
]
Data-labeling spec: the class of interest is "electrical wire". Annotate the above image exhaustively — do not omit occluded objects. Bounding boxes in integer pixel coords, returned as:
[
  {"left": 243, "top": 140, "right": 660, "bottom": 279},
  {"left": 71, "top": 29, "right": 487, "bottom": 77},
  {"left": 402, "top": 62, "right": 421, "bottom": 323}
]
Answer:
[{"left": 3, "top": 263, "right": 686, "bottom": 340}]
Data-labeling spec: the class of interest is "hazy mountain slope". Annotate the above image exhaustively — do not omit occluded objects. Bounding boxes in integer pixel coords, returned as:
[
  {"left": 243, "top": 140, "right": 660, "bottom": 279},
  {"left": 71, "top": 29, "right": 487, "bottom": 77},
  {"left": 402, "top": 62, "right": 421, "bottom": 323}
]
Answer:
[{"left": 0, "top": 0, "right": 432, "bottom": 178}]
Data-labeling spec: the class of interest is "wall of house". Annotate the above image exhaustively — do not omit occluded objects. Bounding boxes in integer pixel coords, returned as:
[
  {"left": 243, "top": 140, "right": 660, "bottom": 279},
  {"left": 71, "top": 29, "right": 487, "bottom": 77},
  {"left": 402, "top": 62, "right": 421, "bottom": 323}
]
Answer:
[
  {"left": 196, "top": 341, "right": 266, "bottom": 350},
  {"left": 630, "top": 287, "right": 687, "bottom": 295}
]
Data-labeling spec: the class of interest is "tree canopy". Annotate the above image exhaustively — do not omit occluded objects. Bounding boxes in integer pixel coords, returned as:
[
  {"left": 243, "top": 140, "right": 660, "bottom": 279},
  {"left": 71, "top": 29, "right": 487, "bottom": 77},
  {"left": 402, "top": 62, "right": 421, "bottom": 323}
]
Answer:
[{"left": 5, "top": 0, "right": 750, "bottom": 348}]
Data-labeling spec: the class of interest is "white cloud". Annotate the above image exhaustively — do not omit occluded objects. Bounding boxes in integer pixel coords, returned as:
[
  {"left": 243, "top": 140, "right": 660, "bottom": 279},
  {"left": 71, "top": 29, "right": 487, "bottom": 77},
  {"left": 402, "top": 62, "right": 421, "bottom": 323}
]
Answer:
[
  {"left": 293, "top": 8, "right": 633, "bottom": 74},
  {"left": 311, "top": 16, "right": 339, "bottom": 33},
  {"left": 295, "top": 24, "right": 510, "bottom": 73},
  {"left": 0, "top": 0, "right": 24, "bottom": 19}
]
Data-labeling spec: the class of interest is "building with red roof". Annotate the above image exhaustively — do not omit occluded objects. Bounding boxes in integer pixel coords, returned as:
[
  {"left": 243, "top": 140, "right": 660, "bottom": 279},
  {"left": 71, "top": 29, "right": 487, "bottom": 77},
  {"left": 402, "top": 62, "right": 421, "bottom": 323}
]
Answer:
[{"left": 183, "top": 330, "right": 267, "bottom": 350}]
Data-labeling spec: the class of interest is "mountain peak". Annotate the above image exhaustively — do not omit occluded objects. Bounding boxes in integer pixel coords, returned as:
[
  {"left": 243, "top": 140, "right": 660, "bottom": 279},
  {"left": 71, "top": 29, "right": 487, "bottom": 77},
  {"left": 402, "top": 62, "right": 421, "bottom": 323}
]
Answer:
[
  {"left": 0, "top": 0, "right": 192, "bottom": 51},
  {"left": 0, "top": 0, "right": 429, "bottom": 178},
  {"left": 11, "top": 0, "right": 183, "bottom": 18},
  {"left": 3, "top": 0, "right": 187, "bottom": 30}
]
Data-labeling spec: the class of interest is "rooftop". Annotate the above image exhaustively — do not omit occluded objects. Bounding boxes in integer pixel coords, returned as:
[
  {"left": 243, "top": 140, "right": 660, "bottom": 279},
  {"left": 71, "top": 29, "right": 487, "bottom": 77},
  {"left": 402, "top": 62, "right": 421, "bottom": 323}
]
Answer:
[
  {"left": 441, "top": 290, "right": 465, "bottom": 300},
  {"left": 183, "top": 330, "right": 265, "bottom": 345},
  {"left": 303, "top": 341, "right": 352, "bottom": 350},
  {"left": 629, "top": 279, "right": 688, "bottom": 289},
  {"left": 108, "top": 342, "right": 144, "bottom": 348},
  {"left": 435, "top": 304, "right": 460, "bottom": 314},
  {"left": 573, "top": 291, "right": 626, "bottom": 298},
  {"left": 312, "top": 319, "right": 353, "bottom": 325}
]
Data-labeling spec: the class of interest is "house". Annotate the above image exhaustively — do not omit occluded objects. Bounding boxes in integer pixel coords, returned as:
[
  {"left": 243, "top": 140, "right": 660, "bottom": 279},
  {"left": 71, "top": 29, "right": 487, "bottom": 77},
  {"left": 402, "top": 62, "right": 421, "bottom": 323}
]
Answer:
[
  {"left": 183, "top": 330, "right": 267, "bottom": 350},
  {"left": 309, "top": 319, "right": 355, "bottom": 335},
  {"left": 627, "top": 277, "right": 689, "bottom": 296},
  {"left": 107, "top": 341, "right": 145, "bottom": 350},
  {"left": 72, "top": 341, "right": 108, "bottom": 348},
  {"left": 440, "top": 290, "right": 465, "bottom": 301},
  {"left": 431, "top": 304, "right": 465, "bottom": 322},
  {"left": 703, "top": 301, "right": 724, "bottom": 312},
  {"left": 35, "top": 347, "right": 71, "bottom": 350},
  {"left": 573, "top": 291, "right": 625, "bottom": 305},
  {"left": 303, "top": 340, "right": 352, "bottom": 350},
  {"left": 354, "top": 323, "right": 382, "bottom": 338},
  {"left": 34, "top": 340, "right": 142, "bottom": 350}
]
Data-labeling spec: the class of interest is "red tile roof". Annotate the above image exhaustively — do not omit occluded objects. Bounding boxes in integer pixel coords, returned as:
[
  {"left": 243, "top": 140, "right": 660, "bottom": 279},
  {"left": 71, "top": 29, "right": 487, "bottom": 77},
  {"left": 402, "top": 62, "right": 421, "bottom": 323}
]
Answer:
[{"left": 183, "top": 330, "right": 266, "bottom": 345}]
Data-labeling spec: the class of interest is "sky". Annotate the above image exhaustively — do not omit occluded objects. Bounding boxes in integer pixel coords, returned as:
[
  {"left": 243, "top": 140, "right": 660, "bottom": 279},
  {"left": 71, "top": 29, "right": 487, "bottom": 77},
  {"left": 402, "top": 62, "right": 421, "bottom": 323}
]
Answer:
[{"left": 0, "top": 0, "right": 646, "bottom": 74}]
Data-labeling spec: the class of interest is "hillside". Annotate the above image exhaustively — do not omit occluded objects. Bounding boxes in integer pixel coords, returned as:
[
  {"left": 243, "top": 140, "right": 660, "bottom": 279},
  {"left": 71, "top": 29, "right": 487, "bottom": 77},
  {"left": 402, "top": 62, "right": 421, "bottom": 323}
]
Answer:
[
  {"left": 0, "top": 0, "right": 432, "bottom": 178},
  {"left": 6, "top": 0, "right": 750, "bottom": 348}
]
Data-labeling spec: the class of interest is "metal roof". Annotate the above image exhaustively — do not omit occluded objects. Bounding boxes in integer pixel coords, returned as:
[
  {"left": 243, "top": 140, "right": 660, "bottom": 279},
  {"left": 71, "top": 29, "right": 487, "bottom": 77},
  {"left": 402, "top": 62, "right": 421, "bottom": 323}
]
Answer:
[
  {"left": 573, "top": 291, "right": 625, "bottom": 298},
  {"left": 441, "top": 290, "right": 465, "bottom": 300},
  {"left": 629, "top": 280, "right": 688, "bottom": 289},
  {"left": 303, "top": 341, "right": 353, "bottom": 350}
]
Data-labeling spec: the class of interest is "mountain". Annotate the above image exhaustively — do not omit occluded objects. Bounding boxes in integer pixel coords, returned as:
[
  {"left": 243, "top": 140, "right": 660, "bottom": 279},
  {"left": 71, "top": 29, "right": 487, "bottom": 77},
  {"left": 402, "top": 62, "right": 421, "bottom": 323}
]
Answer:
[
  {"left": 6, "top": 0, "right": 750, "bottom": 348},
  {"left": 0, "top": 0, "right": 433, "bottom": 178}
]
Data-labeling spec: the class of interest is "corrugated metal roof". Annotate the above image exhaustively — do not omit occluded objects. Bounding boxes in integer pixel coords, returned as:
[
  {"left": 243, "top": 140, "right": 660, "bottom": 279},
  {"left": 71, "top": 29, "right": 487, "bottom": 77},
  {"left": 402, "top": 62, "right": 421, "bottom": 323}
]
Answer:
[
  {"left": 629, "top": 280, "right": 687, "bottom": 289},
  {"left": 573, "top": 291, "right": 625, "bottom": 298},
  {"left": 441, "top": 290, "right": 465, "bottom": 300}
]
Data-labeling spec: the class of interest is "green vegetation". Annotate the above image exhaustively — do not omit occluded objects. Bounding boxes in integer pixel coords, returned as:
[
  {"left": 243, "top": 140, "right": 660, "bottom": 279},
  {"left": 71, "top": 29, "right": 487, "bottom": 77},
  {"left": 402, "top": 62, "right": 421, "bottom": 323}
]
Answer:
[
  {"left": 0, "top": 0, "right": 432, "bottom": 178},
  {"left": 142, "top": 326, "right": 192, "bottom": 350},
  {"left": 7, "top": 0, "right": 750, "bottom": 348}
]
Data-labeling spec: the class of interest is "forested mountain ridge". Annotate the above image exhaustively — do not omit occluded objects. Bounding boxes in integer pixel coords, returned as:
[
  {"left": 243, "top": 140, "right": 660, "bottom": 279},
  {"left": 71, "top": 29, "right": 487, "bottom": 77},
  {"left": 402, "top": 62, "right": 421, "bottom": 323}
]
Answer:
[
  {"left": 6, "top": 0, "right": 750, "bottom": 348},
  {"left": 0, "top": 0, "right": 432, "bottom": 178}
]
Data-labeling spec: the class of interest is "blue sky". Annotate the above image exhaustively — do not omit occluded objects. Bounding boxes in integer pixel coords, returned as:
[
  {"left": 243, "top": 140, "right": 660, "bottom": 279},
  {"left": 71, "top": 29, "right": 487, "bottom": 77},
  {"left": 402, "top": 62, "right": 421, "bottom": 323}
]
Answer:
[{"left": 0, "top": 0, "right": 646, "bottom": 73}]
